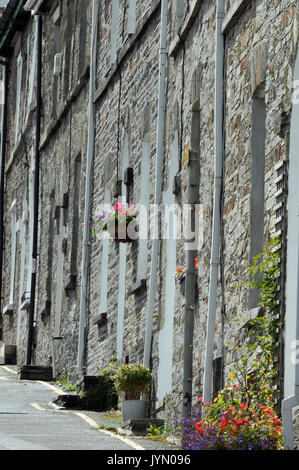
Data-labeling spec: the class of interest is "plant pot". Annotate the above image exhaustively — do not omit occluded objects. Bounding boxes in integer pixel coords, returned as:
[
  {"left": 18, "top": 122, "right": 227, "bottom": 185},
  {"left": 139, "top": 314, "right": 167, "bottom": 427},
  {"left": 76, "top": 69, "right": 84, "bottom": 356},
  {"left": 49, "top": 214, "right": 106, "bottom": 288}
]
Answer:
[
  {"left": 121, "top": 399, "right": 146, "bottom": 423},
  {"left": 106, "top": 221, "right": 137, "bottom": 243}
]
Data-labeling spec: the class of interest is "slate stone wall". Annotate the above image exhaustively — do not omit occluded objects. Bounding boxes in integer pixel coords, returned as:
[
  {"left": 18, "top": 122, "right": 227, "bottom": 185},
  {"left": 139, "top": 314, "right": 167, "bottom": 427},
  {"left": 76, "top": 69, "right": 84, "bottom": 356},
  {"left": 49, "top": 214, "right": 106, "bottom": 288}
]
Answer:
[{"left": 0, "top": 1, "right": 298, "bottom": 430}]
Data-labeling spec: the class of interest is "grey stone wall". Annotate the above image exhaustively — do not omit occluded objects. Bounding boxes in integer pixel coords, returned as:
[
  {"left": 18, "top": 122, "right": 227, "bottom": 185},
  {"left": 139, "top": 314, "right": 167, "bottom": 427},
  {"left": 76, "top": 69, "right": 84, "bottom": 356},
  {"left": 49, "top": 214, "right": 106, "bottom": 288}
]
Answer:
[{"left": 0, "top": 0, "right": 298, "bottom": 432}]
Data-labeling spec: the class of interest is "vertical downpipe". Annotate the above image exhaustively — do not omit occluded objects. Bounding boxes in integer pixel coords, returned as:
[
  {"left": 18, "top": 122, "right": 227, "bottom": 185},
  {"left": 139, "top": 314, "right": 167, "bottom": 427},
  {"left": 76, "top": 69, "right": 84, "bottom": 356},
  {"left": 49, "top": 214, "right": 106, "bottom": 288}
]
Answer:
[
  {"left": 202, "top": 0, "right": 225, "bottom": 404},
  {"left": 182, "top": 150, "right": 199, "bottom": 417},
  {"left": 26, "top": 15, "right": 42, "bottom": 366},
  {"left": 77, "top": 0, "right": 98, "bottom": 379},
  {"left": 143, "top": 0, "right": 168, "bottom": 368},
  {"left": 0, "top": 59, "right": 8, "bottom": 317}
]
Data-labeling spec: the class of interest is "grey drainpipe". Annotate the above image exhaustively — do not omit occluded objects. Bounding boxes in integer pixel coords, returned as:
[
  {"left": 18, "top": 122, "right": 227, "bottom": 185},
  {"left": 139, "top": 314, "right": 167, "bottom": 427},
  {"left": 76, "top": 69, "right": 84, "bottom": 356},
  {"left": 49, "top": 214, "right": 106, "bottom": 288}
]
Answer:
[
  {"left": 143, "top": 0, "right": 168, "bottom": 369},
  {"left": 202, "top": 0, "right": 225, "bottom": 404},
  {"left": 182, "top": 149, "right": 199, "bottom": 417},
  {"left": 0, "top": 58, "right": 8, "bottom": 316},
  {"left": 26, "top": 14, "right": 42, "bottom": 365},
  {"left": 77, "top": 0, "right": 98, "bottom": 379}
]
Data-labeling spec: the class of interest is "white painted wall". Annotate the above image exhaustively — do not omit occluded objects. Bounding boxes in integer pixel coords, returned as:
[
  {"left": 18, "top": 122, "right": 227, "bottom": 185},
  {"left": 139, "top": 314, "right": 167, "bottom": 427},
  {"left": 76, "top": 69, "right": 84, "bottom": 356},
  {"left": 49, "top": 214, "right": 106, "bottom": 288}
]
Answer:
[
  {"left": 9, "top": 200, "right": 17, "bottom": 306},
  {"left": 99, "top": 186, "right": 112, "bottom": 316},
  {"left": 116, "top": 133, "right": 130, "bottom": 360},
  {"left": 284, "top": 42, "right": 299, "bottom": 398},
  {"left": 14, "top": 54, "right": 23, "bottom": 146},
  {"left": 157, "top": 131, "right": 180, "bottom": 400}
]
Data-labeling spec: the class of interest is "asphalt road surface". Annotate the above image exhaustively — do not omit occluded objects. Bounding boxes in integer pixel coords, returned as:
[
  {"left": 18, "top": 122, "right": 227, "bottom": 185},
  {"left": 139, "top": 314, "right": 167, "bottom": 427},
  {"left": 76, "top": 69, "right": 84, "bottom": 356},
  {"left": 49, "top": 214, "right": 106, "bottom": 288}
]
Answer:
[{"left": 0, "top": 365, "right": 177, "bottom": 452}]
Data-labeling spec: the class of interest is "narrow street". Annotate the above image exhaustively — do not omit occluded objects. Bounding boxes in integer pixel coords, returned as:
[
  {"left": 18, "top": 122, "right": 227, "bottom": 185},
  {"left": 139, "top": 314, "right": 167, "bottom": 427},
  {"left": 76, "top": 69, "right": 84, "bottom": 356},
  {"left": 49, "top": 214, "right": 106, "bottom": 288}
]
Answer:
[{"left": 0, "top": 366, "right": 176, "bottom": 452}]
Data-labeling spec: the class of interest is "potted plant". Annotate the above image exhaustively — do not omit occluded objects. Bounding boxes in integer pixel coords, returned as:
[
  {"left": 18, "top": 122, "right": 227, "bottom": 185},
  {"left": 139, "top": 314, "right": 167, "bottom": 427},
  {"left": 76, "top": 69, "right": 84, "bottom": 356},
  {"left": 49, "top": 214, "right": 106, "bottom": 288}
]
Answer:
[
  {"left": 173, "top": 257, "right": 199, "bottom": 283},
  {"left": 113, "top": 363, "right": 153, "bottom": 423},
  {"left": 174, "top": 257, "right": 199, "bottom": 296},
  {"left": 92, "top": 202, "right": 137, "bottom": 243}
]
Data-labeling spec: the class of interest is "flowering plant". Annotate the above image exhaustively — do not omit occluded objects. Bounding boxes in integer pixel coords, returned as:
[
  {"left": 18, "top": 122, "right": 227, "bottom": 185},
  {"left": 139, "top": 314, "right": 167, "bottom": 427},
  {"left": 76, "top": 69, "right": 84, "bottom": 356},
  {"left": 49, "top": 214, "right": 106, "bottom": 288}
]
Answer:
[
  {"left": 173, "top": 257, "right": 198, "bottom": 280},
  {"left": 179, "top": 393, "right": 283, "bottom": 450},
  {"left": 91, "top": 202, "right": 136, "bottom": 232},
  {"left": 177, "top": 236, "right": 283, "bottom": 450}
]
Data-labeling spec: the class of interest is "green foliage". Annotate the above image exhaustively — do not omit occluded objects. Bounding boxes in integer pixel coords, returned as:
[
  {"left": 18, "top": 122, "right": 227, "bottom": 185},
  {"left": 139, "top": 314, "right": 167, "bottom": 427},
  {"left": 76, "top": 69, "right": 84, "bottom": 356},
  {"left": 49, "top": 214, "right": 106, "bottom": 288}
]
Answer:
[
  {"left": 55, "top": 374, "right": 77, "bottom": 392},
  {"left": 179, "top": 236, "right": 284, "bottom": 450},
  {"left": 233, "top": 235, "right": 281, "bottom": 406},
  {"left": 77, "top": 362, "right": 119, "bottom": 412},
  {"left": 181, "top": 399, "right": 283, "bottom": 450},
  {"left": 113, "top": 363, "right": 153, "bottom": 400},
  {"left": 98, "top": 424, "right": 118, "bottom": 433},
  {"left": 146, "top": 423, "right": 171, "bottom": 443},
  {"left": 247, "top": 235, "right": 280, "bottom": 314}
]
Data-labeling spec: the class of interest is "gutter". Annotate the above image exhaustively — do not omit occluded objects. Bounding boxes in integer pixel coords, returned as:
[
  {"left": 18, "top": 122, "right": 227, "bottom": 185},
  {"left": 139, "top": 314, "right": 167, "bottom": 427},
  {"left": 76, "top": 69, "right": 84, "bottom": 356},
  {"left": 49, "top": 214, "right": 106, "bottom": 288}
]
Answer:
[
  {"left": 26, "top": 13, "right": 42, "bottom": 365},
  {"left": 77, "top": 0, "right": 98, "bottom": 379},
  {"left": 143, "top": 0, "right": 168, "bottom": 368},
  {"left": 202, "top": 0, "right": 225, "bottom": 404},
  {"left": 0, "top": 58, "right": 8, "bottom": 315}
]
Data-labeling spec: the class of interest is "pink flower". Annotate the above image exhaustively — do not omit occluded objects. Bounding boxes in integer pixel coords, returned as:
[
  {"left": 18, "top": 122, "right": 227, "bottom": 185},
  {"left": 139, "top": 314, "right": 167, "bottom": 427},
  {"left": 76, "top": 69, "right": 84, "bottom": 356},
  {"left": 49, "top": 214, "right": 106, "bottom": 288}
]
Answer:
[{"left": 115, "top": 202, "right": 125, "bottom": 211}]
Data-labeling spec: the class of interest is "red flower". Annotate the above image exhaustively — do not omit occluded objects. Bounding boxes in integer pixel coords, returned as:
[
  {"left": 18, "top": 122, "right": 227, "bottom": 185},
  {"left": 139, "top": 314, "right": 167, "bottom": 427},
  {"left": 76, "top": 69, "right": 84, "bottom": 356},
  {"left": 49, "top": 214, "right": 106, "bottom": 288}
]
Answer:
[
  {"left": 240, "top": 402, "right": 248, "bottom": 410},
  {"left": 220, "top": 417, "right": 229, "bottom": 429},
  {"left": 198, "top": 397, "right": 203, "bottom": 402},
  {"left": 195, "top": 422, "right": 204, "bottom": 435}
]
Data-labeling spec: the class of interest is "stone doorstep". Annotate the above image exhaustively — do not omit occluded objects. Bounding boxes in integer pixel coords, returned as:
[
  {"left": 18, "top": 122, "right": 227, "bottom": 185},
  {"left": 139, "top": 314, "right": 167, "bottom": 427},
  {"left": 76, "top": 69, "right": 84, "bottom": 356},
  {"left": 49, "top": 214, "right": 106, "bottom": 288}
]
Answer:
[
  {"left": 0, "top": 343, "right": 17, "bottom": 365},
  {"left": 119, "top": 418, "right": 165, "bottom": 436},
  {"left": 19, "top": 365, "right": 53, "bottom": 381}
]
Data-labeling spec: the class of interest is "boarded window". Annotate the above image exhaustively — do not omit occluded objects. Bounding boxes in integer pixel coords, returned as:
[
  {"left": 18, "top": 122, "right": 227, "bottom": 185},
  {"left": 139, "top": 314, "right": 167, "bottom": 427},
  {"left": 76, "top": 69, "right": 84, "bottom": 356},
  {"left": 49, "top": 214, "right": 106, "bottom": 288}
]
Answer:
[{"left": 248, "top": 90, "right": 266, "bottom": 309}]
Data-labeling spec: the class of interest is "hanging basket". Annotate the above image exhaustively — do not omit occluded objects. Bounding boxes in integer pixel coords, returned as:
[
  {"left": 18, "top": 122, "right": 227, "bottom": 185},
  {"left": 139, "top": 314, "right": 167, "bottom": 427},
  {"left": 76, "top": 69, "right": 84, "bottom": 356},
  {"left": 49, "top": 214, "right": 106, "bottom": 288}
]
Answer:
[{"left": 106, "top": 221, "right": 136, "bottom": 243}]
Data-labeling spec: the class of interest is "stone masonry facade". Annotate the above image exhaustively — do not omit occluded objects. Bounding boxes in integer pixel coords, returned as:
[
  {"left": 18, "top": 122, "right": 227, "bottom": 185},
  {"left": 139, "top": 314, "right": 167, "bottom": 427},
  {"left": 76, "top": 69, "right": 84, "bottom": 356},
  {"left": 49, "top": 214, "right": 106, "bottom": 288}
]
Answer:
[{"left": 0, "top": 0, "right": 299, "bottom": 426}]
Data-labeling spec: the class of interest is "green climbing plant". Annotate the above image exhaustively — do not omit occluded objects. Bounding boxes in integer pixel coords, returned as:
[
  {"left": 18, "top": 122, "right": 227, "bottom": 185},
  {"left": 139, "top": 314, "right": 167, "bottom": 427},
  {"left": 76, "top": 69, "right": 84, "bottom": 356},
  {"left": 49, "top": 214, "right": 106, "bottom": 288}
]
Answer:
[{"left": 230, "top": 235, "right": 281, "bottom": 408}]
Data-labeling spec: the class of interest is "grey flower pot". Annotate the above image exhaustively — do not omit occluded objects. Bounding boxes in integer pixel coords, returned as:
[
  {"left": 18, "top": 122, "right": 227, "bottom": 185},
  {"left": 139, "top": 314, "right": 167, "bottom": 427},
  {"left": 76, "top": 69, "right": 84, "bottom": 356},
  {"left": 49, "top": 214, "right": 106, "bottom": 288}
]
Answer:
[{"left": 121, "top": 399, "right": 146, "bottom": 423}]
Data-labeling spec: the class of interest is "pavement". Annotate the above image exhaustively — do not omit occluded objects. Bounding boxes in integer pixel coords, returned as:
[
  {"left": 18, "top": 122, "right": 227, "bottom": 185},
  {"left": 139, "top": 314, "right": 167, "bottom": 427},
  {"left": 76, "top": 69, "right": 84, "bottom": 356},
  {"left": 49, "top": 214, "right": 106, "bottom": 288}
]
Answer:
[{"left": 0, "top": 365, "right": 179, "bottom": 451}]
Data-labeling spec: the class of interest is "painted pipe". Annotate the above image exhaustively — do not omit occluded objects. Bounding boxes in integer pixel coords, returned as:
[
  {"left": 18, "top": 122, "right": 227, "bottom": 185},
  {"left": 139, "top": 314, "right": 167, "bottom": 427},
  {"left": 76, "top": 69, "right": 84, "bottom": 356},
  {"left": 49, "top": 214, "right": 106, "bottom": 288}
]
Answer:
[
  {"left": 202, "top": 0, "right": 225, "bottom": 404},
  {"left": 143, "top": 0, "right": 168, "bottom": 369},
  {"left": 0, "top": 58, "right": 8, "bottom": 316},
  {"left": 182, "top": 146, "right": 199, "bottom": 418},
  {"left": 77, "top": 0, "right": 98, "bottom": 379},
  {"left": 26, "top": 14, "right": 42, "bottom": 365}
]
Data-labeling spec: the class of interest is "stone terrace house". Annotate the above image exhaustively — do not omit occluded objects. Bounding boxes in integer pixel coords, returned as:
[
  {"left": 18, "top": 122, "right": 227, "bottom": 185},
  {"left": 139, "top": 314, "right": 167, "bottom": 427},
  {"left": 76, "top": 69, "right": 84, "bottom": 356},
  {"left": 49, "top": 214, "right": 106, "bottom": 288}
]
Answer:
[{"left": 0, "top": 0, "right": 299, "bottom": 447}]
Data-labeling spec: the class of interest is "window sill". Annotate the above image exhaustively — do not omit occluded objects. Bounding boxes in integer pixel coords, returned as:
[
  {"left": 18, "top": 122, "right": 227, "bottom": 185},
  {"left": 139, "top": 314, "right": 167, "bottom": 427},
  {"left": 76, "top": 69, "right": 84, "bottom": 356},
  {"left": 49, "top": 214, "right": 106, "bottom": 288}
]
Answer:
[
  {"left": 128, "top": 279, "right": 146, "bottom": 295},
  {"left": 93, "top": 312, "right": 107, "bottom": 327},
  {"left": 169, "top": 0, "right": 203, "bottom": 57},
  {"left": 20, "top": 298, "right": 31, "bottom": 312},
  {"left": 2, "top": 303, "right": 14, "bottom": 315}
]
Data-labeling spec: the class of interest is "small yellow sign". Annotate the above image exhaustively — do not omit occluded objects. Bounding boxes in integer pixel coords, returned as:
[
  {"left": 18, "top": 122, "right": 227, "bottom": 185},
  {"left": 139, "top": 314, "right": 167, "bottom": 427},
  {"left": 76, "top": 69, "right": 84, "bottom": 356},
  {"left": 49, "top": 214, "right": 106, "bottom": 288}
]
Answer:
[{"left": 184, "top": 145, "right": 190, "bottom": 166}]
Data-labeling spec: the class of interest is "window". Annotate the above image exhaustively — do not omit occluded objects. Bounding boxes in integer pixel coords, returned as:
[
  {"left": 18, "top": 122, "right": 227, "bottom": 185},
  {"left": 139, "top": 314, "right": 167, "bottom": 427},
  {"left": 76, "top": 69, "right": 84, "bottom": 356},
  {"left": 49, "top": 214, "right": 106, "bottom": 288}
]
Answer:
[
  {"left": 8, "top": 200, "right": 17, "bottom": 308},
  {"left": 111, "top": 0, "right": 120, "bottom": 65},
  {"left": 175, "top": 0, "right": 189, "bottom": 32},
  {"left": 15, "top": 54, "right": 23, "bottom": 146},
  {"left": 127, "top": 0, "right": 136, "bottom": 35},
  {"left": 69, "top": 156, "right": 81, "bottom": 288},
  {"left": 248, "top": 89, "right": 266, "bottom": 309},
  {"left": 212, "top": 357, "right": 223, "bottom": 399}
]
